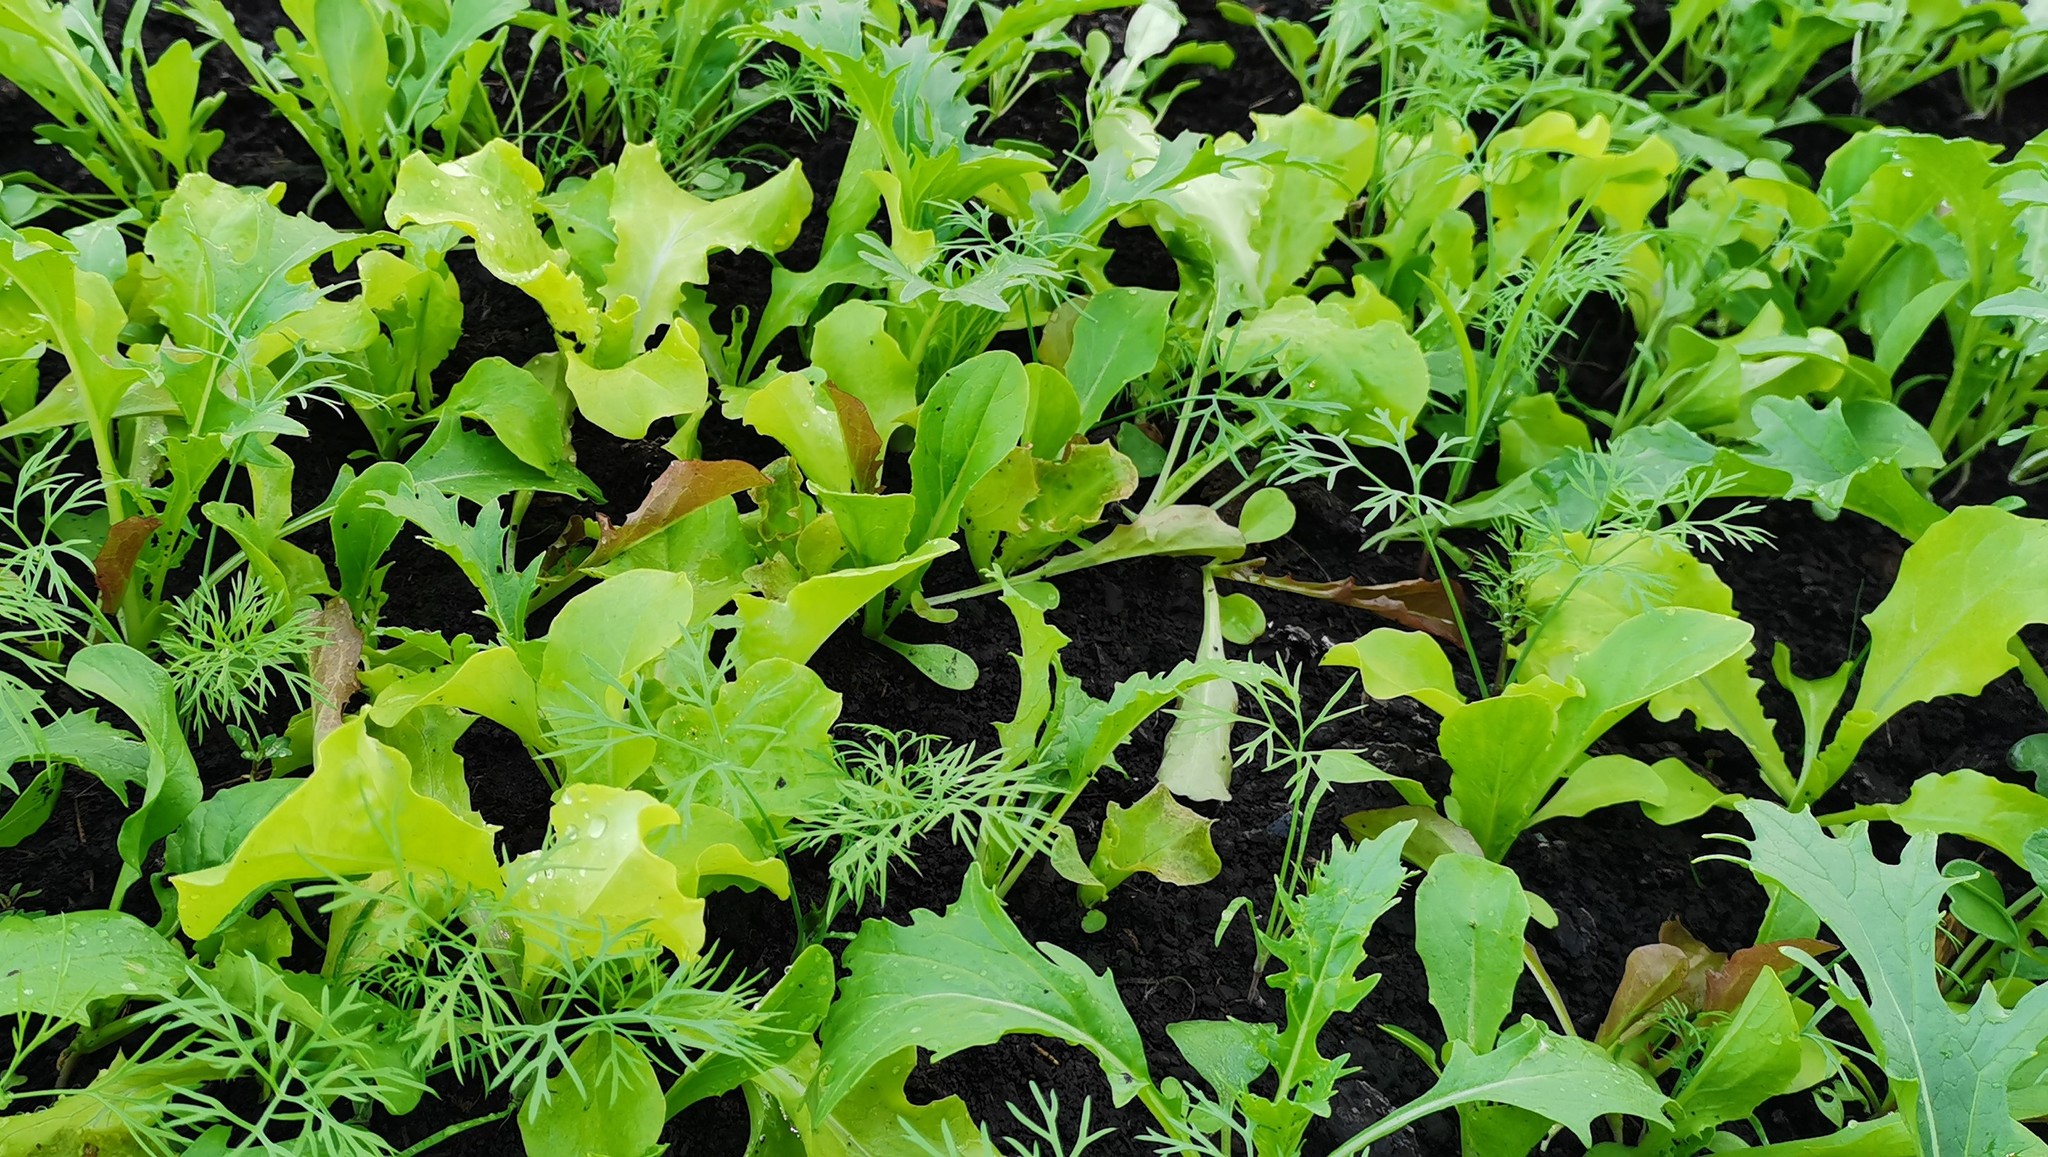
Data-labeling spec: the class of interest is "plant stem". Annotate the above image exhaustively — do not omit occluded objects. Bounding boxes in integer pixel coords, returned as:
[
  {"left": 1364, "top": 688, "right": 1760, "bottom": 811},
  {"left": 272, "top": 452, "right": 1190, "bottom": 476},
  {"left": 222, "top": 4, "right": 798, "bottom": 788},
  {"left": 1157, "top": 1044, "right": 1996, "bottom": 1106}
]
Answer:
[{"left": 1524, "top": 942, "right": 1575, "bottom": 1036}]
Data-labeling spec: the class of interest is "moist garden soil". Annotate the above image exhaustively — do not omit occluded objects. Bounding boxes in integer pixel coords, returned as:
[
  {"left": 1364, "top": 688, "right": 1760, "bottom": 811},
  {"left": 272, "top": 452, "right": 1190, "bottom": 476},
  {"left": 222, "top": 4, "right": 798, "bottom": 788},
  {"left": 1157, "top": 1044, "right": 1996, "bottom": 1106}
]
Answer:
[{"left": 4, "top": 2, "right": 2048, "bottom": 1154}]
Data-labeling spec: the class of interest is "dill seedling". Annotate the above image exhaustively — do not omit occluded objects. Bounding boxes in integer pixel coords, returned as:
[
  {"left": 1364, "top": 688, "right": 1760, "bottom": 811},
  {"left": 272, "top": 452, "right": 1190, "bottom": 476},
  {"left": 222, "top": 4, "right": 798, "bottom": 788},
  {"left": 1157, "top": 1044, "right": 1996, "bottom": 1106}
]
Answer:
[
  {"left": 789, "top": 727, "right": 1047, "bottom": 932},
  {"left": 160, "top": 573, "right": 324, "bottom": 739},
  {"left": 0, "top": 435, "right": 108, "bottom": 676}
]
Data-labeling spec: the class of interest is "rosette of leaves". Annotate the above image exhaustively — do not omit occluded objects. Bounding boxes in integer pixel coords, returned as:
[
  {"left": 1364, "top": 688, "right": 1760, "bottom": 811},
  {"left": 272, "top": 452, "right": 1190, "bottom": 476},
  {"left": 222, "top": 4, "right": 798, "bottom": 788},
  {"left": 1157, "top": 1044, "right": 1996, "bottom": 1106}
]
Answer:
[{"left": 386, "top": 138, "right": 812, "bottom": 440}]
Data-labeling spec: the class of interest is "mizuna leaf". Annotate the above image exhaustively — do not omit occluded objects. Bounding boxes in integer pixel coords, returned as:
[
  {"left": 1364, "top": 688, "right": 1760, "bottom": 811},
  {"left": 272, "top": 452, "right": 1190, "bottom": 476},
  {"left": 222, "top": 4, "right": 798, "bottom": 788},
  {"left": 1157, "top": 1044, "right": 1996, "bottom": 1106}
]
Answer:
[
  {"left": 507, "top": 785, "right": 707, "bottom": 968},
  {"left": 1255, "top": 824, "right": 1413, "bottom": 1101},
  {"left": 816, "top": 870, "right": 1153, "bottom": 1118},
  {"left": 1734, "top": 802, "right": 2048, "bottom": 1157},
  {"left": 0, "top": 910, "right": 187, "bottom": 1024},
  {"left": 171, "top": 718, "right": 501, "bottom": 939}
]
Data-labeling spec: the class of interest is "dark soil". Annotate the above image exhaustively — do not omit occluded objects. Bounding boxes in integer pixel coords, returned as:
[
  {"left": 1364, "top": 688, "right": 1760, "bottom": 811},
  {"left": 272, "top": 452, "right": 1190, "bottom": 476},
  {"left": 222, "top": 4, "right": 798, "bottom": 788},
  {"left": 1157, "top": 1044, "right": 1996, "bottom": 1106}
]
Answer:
[{"left": 3, "top": 2, "right": 2048, "bottom": 1155}]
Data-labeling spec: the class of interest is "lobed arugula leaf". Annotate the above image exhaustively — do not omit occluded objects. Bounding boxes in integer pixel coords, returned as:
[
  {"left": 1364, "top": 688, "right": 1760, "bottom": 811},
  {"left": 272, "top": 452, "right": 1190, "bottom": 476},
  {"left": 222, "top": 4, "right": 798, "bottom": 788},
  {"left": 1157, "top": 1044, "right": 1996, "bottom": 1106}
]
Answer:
[{"left": 1733, "top": 802, "right": 2048, "bottom": 1157}]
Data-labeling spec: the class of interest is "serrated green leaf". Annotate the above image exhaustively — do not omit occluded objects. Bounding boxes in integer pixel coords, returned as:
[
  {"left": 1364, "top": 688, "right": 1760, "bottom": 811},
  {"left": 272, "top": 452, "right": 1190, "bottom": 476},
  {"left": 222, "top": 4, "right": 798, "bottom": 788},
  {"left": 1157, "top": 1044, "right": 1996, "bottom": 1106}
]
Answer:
[
  {"left": 65, "top": 645, "right": 200, "bottom": 907},
  {"left": 1735, "top": 802, "right": 2048, "bottom": 1157},
  {"left": 816, "top": 870, "right": 1152, "bottom": 1117}
]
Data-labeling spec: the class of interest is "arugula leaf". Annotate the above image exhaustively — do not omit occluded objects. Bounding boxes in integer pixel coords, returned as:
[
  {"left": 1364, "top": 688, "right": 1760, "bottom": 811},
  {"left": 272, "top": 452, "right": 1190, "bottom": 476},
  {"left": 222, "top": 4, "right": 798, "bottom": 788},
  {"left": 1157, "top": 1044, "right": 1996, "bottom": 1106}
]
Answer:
[
  {"left": 1244, "top": 823, "right": 1412, "bottom": 1152},
  {"left": 65, "top": 645, "right": 200, "bottom": 907},
  {"left": 1415, "top": 852, "right": 1528, "bottom": 1053},
  {"left": 371, "top": 482, "right": 541, "bottom": 643},
  {"left": 1330, "top": 1018, "right": 1670, "bottom": 1156},
  {"left": 1734, "top": 802, "right": 2048, "bottom": 1157}
]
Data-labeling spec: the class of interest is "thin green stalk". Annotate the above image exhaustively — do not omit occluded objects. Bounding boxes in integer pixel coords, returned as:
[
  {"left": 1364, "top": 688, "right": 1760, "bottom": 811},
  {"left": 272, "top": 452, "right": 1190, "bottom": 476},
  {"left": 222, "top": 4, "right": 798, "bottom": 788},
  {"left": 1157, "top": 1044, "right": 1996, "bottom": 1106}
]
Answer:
[{"left": 1524, "top": 942, "right": 1574, "bottom": 1036}]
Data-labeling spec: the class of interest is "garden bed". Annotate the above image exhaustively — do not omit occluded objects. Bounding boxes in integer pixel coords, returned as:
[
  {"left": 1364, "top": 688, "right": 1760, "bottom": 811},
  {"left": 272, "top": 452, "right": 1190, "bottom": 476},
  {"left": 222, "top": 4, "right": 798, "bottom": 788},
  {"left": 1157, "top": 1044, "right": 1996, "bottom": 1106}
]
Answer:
[{"left": 4, "top": 0, "right": 2048, "bottom": 1154}]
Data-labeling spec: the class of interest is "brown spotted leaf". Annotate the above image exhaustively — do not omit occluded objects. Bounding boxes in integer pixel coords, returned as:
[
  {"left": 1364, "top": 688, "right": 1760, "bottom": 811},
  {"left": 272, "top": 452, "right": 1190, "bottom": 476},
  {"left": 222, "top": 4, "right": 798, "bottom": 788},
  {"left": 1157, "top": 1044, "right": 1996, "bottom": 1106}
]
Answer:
[
  {"left": 310, "top": 599, "right": 363, "bottom": 743},
  {"left": 587, "top": 460, "right": 769, "bottom": 570},
  {"left": 94, "top": 516, "right": 160, "bottom": 612}
]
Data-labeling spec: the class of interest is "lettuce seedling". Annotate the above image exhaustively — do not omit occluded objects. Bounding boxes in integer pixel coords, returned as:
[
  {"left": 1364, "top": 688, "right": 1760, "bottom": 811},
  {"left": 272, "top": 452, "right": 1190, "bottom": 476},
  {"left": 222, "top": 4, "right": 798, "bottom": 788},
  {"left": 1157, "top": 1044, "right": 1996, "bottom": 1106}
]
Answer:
[
  {"left": 1331, "top": 603, "right": 1749, "bottom": 861},
  {"left": 386, "top": 139, "right": 811, "bottom": 440},
  {"left": 1696, "top": 505, "right": 2048, "bottom": 809},
  {"left": 0, "top": 0, "right": 223, "bottom": 212},
  {"left": 180, "top": 0, "right": 523, "bottom": 227}
]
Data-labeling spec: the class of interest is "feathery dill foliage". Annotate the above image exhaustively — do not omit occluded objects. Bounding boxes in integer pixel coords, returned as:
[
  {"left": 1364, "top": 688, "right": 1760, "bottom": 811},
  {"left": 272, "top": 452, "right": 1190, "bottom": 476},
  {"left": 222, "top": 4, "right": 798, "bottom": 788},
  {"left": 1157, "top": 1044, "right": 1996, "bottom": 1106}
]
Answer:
[
  {"left": 910, "top": 1084, "right": 1114, "bottom": 1157},
  {"left": 159, "top": 573, "right": 325, "bottom": 738},
  {"left": 316, "top": 876, "right": 771, "bottom": 1101},
  {"left": 860, "top": 201, "right": 1089, "bottom": 312},
  {"left": 790, "top": 726, "right": 1045, "bottom": 916},
  {"left": 111, "top": 968, "right": 426, "bottom": 1157},
  {"left": 1465, "top": 452, "right": 1773, "bottom": 647},
  {"left": 0, "top": 435, "right": 104, "bottom": 677}
]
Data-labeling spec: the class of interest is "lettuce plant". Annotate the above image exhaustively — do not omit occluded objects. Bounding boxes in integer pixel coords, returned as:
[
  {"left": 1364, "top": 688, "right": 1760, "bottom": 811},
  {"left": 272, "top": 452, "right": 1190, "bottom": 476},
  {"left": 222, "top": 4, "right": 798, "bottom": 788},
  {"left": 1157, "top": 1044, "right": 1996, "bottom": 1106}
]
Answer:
[
  {"left": 386, "top": 138, "right": 810, "bottom": 440},
  {"left": 0, "top": 0, "right": 223, "bottom": 212},
  {"left": 179, "top": 0, "right": 524, "bottom": 226}
]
